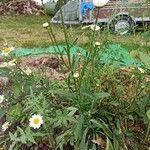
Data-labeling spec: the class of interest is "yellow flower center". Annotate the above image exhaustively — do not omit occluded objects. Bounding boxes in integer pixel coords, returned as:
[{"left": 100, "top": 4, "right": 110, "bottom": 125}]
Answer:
[
  {"left": 3, "top": 48, "right": 10, "bottom": 53},
  {"left": 33, "top": 118, "right": 40, "bottom": 124}
]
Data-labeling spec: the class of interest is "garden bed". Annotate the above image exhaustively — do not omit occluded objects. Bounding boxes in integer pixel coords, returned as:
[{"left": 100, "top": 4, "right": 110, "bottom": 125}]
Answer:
[{"left": 0, "top": 14, "right": 150, "bottom": 150}]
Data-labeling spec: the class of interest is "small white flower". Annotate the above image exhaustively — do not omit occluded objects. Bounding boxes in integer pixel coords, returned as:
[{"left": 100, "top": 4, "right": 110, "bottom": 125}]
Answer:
[
  {"left": 0, "top": 62, "right": 8, "bottom": 68},
  {"left": 95, "top": 42, "right": 101, "bottom": 46},
  {"left": 43, "top": 22, "right": 49, "bottom": 28},
  {"left": 93, "top": 0, "right": 109, "bottom": 7},
  {"left": 90, "top": 24, "right": 100, "bottom": 31},
  {"left": 77, "top": 52, "right": 81, "bottom": 56},
  {"left": 29, "top": 114, "right": 43, "bottom": 129},
  {"left": 81, "top": 25, "right": 90, "bottom": 30},
  {"left": 138, "top": 67, "right": 145, "bottom": 74},
  {"left": 0, "top": 95, "right": 4, "bottom": 104},
  {"left": 24, "top": 68, "right": 32, "bottom": 75},
  {"left": 73, "top": 72, "right": 79, "bottom": 78},
  {"left": 2, "top": 122, "right": 9, "bottom": 132},
  {"left": 8, "top": 59, "right": 16, "bottom": 66},
  {"left": 1, "top": 47, "right": 14, "bottom": 56},
  {"left": 10, "top": 47, "right": 15, "bottom": 51}
]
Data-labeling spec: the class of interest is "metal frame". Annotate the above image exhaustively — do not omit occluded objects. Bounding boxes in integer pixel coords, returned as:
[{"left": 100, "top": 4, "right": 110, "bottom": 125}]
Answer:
[{"left": 51, "top": 0, "right": 150, "bottom": 24}]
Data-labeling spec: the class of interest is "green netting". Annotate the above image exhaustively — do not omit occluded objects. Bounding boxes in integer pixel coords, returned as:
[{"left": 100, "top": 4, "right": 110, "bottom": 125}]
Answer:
[
  {"left": 11, "top": 45, "right": 86, "bottom": 57},
  {"left": 1, "top": 44, "right": 141, "bottom": 67},
  {"left": 99, "top": 44, "right": 141, "bottom": 67}
]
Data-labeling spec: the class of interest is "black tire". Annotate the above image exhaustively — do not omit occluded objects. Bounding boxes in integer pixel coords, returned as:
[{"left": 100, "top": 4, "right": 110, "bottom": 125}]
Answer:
[{"left": 110, "top": 15, "right": 135, "bottom": 35}]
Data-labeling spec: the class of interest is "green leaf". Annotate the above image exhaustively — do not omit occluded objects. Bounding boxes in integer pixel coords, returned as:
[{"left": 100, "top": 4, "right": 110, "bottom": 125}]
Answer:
[
  {"left": 139, "top": 52, "right": 150, "bottom": 70},
  {"left": 25, "top": 127, "right": 36, "bottom": 144},
  {"left": 90, "top": 119, "right": 113, "bottom": 139},
  {"left": 0, "top": 68, "right": 11, "bottom": 77},
  {"left": 113, "top": 134, "right": 119, "bottom": 150},
  {"left": 146, "top": 109, "right": 150, "bottom": 120},
  {"left": 74, "top": 114, "right": 84, "bottom": 141},
  {"left": 93, "top": 92, "right": 110, "bottom": 99},
  {"left": 105, "top": 138, "right": 114, "bottom": 150},
  {"left": 67, "top": 107, "right": 78, "bottom": 117},
  {"left": 13, "top": 84, "right": 22, "bottom": 98},
  {"left": 0, "top": 108, "right": 6, "bottom": 118},
  {"left": 49, "top": 89, "right": 75, "bottom": 101},
  {"left": 9, "top": 132, "right": 17, "bottom": 141},
  {"left": 79, "top": 127, "right": 88, "bottom": 150},
  {"left": 7, "top": 103, "right": 22, "bottom": 119},
  {"left": 17, "top": 127, "right": 27, "bottom": 144},
  {"left": 8, "top": 141, "right": 17, "bottom": 150}
]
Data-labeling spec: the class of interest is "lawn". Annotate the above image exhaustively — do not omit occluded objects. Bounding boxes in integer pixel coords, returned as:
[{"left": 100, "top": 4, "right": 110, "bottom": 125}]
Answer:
[
  {"left": 0, "top": 15, "right": 149, "bottom": 49},
  {"left": 0, "top": 14, "right": 150, "bottom": 150}
]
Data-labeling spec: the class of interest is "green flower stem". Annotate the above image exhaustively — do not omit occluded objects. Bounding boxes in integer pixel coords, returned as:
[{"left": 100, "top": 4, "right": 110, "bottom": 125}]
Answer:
[
  {"left": 45, "top": 27, "right": 68, "bottom": 68},
  {"left": 145, "top": 121, "right": 150, "bottom": 142},
  {"left": 41, "top": 5, "right": 69, "bottom": 68},
  {"left": 90, "top": 8, "right": 100, "bottom": 76},
  {"left": 60, "top": 7, "right": 71, "bottom": 69}
]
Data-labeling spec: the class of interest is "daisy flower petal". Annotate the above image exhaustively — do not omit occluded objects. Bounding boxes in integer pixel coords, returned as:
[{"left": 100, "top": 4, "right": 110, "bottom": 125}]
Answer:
[{"left": 2, "top": 122, "right": 9, "bottom": 132}]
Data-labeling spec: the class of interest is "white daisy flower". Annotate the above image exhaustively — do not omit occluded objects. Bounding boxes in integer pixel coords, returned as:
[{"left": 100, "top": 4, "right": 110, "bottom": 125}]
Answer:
[
  {"left": 73, "top": 72, "right": 79, "bottom": 78},
  {"left": 0, "top": 95, "right": 4, "bottom": 104},
  {"left": 81, "top": 25, "right": 90, "bottom": 30},
  {"left": 1, "top": 47, "right": 14, "bottom": 56},
  {"left": 10, "top": 47, "right": 15, "bottom": 51},
  {"left": 2, "top": 122, "right": 9, "bottom": 132},
  {"left": 95, "top": 41, "right": 101, "bottom": 46},
  {"left": 138, "top": 67, "right": 145, "bottom": 74},
  {"left": 90, "top": 24, "right": 100, "bottom": 31},
  {"left": 43, "top": 22, "right": 49, "bottom": 28},
  {"left": 29, "top": 114, "right": 44, "bottom": 129},
  {"left": 77, "top": 52, "right": 81, "bottom": 56},
  {"left": 8, "top": 59, "right": 16, "bottom": 66}
]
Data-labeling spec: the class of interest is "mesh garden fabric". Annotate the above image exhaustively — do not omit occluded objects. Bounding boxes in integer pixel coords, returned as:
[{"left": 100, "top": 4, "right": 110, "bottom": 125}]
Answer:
[{"left": 1, "top": 44, "right": 141, "bottom": 67}]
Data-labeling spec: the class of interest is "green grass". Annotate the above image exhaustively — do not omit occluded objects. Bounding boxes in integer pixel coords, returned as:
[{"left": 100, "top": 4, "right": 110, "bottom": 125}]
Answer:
[{"left": 0, "top": 14, "right": 149, "bottom": 51}]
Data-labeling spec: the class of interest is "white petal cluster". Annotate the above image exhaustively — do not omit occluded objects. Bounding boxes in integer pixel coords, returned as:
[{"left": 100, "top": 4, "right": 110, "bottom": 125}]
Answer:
[
  {"left": 95, "top": 41, "right": 101, "bottom": 46},
  {"left": 1, "top": 47, "right": 14, "bottom": 56},
  {"left": 73, "top": 72, "right": 79, "bottom": 78},
  {"left": 0, "top": 95, "right": 4, "bottom": 104},
  {"left": 29, "top": 114, "right": 44, "bottom": 129},
  {"left": 90, "top": 24, "right": 100, "bottom": 31},
  {"left": 2, "top": 122, "right": 9, "bottom": 132},
  {"left": 43, "top": 22, "right": 49, "bottom": 28}
]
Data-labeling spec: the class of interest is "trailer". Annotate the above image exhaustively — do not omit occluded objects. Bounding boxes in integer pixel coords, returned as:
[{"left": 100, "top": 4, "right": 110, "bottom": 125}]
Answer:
[{"left": 51, "top": 0, "right": 150, "bottom": 35}]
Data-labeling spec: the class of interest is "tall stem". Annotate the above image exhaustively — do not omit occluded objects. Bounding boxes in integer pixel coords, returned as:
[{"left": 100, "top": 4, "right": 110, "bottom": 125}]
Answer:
[
  {"left": 90, "top": 8, "right": 100, "bottom": 83},
  {"left": 60, "top": 7, "right": 71, "bottom": 69},
  {"left": 145, "top": 122, "right": 150, "bottom": 142}
]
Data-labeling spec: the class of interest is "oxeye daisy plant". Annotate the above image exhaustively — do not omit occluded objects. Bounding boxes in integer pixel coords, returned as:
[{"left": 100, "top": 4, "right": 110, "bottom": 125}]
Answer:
[{"left": 0, "top": 2, "right": 149, "bottom": 150}]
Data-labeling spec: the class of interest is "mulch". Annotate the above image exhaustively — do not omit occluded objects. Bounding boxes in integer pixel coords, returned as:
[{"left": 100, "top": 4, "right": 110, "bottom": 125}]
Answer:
[{"left": 0, "top": 0, "right": 43, "bottom": 15}]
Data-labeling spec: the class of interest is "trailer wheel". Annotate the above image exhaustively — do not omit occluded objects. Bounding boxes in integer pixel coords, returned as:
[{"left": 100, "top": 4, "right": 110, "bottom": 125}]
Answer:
[{"left": 110, "top": 15, "right": 135, "bottom": 35}]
